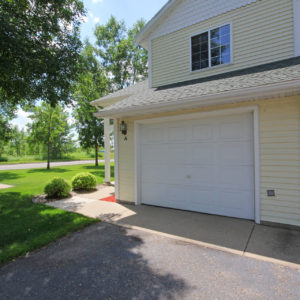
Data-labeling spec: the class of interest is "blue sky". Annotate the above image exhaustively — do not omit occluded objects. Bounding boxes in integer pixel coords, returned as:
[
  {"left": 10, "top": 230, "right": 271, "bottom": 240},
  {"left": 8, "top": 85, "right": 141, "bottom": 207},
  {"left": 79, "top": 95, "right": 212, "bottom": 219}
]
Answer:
[
  {"left": 80, "top": 0, "right": 167, "bottom": 43},
  {"left": 12, "top": 0, "right": 167, "bottom": 130}
]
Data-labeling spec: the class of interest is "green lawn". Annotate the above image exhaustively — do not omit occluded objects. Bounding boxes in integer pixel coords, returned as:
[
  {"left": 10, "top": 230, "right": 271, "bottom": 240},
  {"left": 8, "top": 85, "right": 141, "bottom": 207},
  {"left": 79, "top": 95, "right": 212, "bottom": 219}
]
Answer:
[
  {"left": 0, "top": 149, "right": 114, "bottom": 164},
  {"left": 0, "top": 163, "right": 114, "bottom": 264}
]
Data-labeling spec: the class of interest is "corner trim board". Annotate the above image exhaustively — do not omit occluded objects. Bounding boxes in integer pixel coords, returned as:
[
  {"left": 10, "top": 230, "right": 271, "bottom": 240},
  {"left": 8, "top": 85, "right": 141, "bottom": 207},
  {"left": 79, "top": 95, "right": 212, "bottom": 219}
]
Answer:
[{"left": 148, "top": 39, "right": 153, "bottom": 88}]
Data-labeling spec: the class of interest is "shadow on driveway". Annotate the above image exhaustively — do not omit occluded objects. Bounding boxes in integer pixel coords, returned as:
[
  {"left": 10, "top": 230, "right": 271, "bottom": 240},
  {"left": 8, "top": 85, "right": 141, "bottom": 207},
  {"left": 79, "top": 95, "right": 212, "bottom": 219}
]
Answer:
[{"left": 0, "top": 223, "right": 190, "bottom": 300}]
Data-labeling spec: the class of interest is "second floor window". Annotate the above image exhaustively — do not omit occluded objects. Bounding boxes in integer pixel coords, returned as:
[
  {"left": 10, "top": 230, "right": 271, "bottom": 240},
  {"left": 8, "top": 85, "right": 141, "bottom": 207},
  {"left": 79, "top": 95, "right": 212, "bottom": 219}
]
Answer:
[{"left": 191, "top": 24, "right": 231, "bottom": 71}]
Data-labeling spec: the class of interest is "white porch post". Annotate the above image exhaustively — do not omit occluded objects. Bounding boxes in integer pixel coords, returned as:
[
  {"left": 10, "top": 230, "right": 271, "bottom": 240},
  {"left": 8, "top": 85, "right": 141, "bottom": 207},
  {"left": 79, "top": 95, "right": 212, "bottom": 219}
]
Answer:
[{"left": 104, "top": 118, "right": 111, "bottom": 184}]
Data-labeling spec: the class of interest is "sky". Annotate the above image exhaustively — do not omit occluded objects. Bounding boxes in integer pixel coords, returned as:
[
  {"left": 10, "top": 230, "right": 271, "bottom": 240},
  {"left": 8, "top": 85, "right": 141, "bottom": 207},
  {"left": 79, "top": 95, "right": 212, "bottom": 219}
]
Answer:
[{"left": 12, "top": 0, "right": 167, "bottom": 131}]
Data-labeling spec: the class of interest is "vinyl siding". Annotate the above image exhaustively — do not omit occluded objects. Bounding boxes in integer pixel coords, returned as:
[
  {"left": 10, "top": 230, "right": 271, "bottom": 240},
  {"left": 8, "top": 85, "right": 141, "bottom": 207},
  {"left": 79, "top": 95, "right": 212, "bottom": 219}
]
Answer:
[
  {"left": 151, "top": 0, "right": 294, "bottom": 87},
  {"left": 147, "top": 0, "right": 257, "bottom": 41},
  {"left": 259, "top": 98, "right": 300, "bottom": 227},
  {"left": 117, "top": 96, "right": 300, "bottom": 227},
  {"left": 118, "top": 120, "right": 135, "bottom": 203}
]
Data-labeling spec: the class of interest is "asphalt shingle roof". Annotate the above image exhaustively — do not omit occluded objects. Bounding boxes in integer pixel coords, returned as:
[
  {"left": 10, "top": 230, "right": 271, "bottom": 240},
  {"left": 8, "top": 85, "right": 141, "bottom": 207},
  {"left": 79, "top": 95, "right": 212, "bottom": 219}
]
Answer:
[{"left": 94, "top": 57, "right": 300, "bottom": 115}]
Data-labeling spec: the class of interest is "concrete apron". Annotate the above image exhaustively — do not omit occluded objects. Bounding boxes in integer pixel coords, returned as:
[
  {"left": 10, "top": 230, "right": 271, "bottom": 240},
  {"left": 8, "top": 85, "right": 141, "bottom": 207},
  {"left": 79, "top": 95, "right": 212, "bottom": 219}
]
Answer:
[{"left": 46, "top": 190, "right": 300, "bottom": 270}]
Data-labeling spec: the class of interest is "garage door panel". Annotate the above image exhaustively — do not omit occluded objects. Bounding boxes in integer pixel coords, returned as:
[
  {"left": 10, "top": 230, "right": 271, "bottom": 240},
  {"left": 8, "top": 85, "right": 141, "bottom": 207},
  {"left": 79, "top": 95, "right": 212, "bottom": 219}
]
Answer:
[
  {"left": 141, "top": 126, "right": 165, "bottom": 144},
  {"left": 142, "top": 165, "right": 215, "bottom": 187},
  {"left": 217, "top": 141, "right": 253, "bottom": 165},
  {"left": 219, "top": 121, "right": 245, "bottom": 140},
  {"left": 218, "top": 114, "right": 252, "bottom": 140},
  {"left": 215, "top": 190, "right": 254, "bottom": 219},
  {"left": 142, "top": 183, "right": 168, "bottom": 206},
  {"left": 165, "top": 144, "right": 187, "bottom": 164},
  {"left": 142, "top": 183, "right": 254, "bottom": 219},
  {"left": 140, "top": 112, "right": 255, "bottom": 220},
  {"left": 191, "top": 123, "right": 214, "bottom": 140},
  {"left": 142, "top": 165, "right": 186, "bottom": 184},
  {"left": 189, "top": 143, "right": 216, "bottom": 165},
  {"left": 141, "top": 144, "right": 167, "bottom": 163},
  {"left": 186, "top": 166, "right": 215, "bottom": 186},
  {"left": 167, "top": 125, "right": 187, "bottom": 142},
  {"left": 142, "top": 183, "right": 215, "bottom": 210},
  {"left": 218, "top": 166, "right": 254, "bottom": 189}
]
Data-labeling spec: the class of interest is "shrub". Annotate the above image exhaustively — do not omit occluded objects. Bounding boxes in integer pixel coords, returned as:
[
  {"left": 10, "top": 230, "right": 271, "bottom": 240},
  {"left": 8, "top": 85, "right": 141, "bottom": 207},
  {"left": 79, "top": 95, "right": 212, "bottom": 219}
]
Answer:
[
  {"left": 44, "top": 177, "right": 71, "bottom": 199},
  {"left": 71, "top": 172, "right": 97, "bottom": 191}
]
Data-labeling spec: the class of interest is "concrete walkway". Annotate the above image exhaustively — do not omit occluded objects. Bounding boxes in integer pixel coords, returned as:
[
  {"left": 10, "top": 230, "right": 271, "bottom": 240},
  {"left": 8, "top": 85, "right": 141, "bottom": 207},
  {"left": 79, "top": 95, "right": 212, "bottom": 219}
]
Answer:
[
  {"left": 46, "top": 189, "right": 300, "bottom": 268},
  {"left": 48, "top": 186, "right": 136, "bottom": 221}
]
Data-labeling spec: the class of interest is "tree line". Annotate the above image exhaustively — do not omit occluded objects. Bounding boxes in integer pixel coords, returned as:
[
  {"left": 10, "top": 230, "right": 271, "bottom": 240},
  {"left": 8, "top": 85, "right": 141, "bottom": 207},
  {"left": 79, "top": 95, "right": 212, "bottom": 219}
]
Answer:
[
  {"left": 0, "top": 0, "right": 148, "bottom": 168},
  {"left": 0, "top": 104, "right": 75, "bottom": 163}
]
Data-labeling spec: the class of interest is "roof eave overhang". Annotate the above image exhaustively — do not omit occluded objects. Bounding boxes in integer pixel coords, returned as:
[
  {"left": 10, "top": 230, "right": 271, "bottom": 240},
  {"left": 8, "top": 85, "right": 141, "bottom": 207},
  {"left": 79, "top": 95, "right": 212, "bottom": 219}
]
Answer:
[
  {"left": 94, "top": 80, "right": 300, "bottom": 119},
  {"left": 91, "top": 95, "right": 130, "bottom": 108}
]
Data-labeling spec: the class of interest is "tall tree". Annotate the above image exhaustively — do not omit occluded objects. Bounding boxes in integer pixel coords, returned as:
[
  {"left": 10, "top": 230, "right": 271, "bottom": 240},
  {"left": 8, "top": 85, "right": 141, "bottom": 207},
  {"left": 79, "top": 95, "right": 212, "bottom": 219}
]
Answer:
[
  {"left": 0, "top": 0, "right": 85, "bottom": 107},
  {"left": 27, "top": 102, "right": 71, "bottom": 169},
  {"left": 127, "top": 19, "right": 149, "bottom": 84},
  {"left": 0, "top": 115, "right": 12, "bottom": 158},
  {"left": 73, "top": 42, "right": 109, "bottom": 166},
  {"left": 0, "top": 103, "right": 14, "bottom": 158},
  {"left": 9, "top": 126, "right": 27, "bottom": 157},
  {"left": 94, "top": 16, "right": 148, "bottom": 90}
]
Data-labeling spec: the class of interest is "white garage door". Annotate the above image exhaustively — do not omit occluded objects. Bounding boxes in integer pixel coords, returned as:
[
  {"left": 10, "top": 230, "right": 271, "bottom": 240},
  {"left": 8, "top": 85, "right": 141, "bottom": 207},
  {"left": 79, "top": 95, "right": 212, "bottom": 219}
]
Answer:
[{"left": 139, "top": 112, "right": 255, "bottom": 220}]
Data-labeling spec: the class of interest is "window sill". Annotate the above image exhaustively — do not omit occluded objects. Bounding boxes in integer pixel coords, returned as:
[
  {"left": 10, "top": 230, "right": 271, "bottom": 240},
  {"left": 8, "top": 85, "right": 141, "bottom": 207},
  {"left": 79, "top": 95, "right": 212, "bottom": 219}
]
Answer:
[{"left": 190, "top": 62, "right": 233, "bottom": 75}]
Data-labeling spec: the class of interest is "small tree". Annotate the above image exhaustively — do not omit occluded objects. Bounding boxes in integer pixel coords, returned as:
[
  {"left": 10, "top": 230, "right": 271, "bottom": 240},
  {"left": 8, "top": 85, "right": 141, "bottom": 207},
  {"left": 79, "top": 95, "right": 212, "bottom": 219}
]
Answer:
[{"left": 27, "top": 102, "right": 71, "bottom": 169}]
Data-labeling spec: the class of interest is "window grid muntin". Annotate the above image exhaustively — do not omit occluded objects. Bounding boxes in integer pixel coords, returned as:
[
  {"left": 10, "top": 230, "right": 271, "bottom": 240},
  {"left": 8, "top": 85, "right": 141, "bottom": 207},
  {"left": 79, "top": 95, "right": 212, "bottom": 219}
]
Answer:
[
  {"left": 191, "top": 32, "right": 209, "bottom": 71},
  {"left": 191, "top": 24, "right": 231, "bottom": 72}
]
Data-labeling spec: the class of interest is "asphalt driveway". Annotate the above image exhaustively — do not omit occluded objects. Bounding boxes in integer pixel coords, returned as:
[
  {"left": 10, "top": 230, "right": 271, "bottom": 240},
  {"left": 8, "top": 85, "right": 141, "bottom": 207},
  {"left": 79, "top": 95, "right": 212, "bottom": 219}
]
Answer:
[
  {"left": 1, "top": 223, "right": 299, "bottom": 300},
  {"left": 47, "top": 197, "right": 300, "bottom": 267}
]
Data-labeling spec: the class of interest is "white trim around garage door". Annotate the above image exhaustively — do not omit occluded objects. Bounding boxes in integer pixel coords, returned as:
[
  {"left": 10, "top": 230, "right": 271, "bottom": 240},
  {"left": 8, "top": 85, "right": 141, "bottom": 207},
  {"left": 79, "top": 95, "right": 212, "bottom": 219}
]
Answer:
[{"left": 134, "top": 106, "right": 261, "bottom": 224}]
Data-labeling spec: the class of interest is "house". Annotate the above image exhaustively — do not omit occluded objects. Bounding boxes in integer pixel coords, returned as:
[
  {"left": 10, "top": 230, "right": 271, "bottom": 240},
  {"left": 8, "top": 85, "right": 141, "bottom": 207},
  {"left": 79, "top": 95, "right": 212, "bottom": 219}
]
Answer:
[{"left": 92, "top": 0, "right": 300, "bottom": 228}]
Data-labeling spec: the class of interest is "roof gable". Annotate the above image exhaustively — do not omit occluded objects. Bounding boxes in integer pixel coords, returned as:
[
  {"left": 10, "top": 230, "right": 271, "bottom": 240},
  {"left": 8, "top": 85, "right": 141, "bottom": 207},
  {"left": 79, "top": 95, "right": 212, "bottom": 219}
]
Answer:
[{"left": 137, "top": 0, "right": 258, "bottom": 48}]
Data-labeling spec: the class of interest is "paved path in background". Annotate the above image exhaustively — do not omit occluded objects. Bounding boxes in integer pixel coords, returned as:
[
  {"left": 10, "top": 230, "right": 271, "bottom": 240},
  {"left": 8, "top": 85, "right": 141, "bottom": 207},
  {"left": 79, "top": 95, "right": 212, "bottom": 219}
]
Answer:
[
  {"left": 0, "top": 160, "right": 103, "bottom": 171},
  {"left": 0, "top": 222, "right": 299, "bottom": 300}
]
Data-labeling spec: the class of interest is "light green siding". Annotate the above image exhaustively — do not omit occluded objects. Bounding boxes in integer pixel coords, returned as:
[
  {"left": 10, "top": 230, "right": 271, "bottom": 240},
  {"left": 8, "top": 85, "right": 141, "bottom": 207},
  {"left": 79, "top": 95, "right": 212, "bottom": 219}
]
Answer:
[
  {"left": 259, "top": 98, "right": 300, "bottom": 227},
  {"left": 118, "top": 120, "right": 135, "bottom": 203},
  {"left": 151, "top": 0, "right": 294, "bottom": 87}
]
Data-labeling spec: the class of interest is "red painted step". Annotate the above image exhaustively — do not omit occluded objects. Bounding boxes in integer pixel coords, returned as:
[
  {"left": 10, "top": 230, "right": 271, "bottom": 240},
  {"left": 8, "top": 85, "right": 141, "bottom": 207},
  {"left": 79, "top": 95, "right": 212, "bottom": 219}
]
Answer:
[{"left": 100, "top": 195, "right": 116, "bottom": 203}]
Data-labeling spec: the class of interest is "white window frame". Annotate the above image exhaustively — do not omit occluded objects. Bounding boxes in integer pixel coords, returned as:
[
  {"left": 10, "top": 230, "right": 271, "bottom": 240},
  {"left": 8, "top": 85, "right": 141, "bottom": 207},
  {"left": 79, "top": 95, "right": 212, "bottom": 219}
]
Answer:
[{"left": 190, "top": 23, "right": 233, "bottom": 73}]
